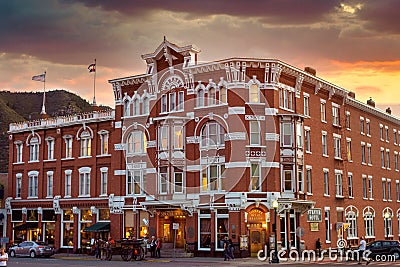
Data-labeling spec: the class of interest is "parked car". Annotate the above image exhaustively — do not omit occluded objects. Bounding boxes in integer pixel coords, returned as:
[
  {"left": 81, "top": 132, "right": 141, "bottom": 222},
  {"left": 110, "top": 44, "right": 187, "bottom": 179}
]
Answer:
[
  {"left": 9, "top": 241, "right": 54, "bottom": 258},
  {"left": 366, "top": 240, "right": 400, "bottom": 260}
]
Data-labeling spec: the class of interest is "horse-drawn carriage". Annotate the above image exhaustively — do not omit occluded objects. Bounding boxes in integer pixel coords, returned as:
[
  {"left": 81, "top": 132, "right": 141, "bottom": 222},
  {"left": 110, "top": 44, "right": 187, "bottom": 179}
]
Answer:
[{"left": 101, "top": 239, "right": 145, "bottom": 261}]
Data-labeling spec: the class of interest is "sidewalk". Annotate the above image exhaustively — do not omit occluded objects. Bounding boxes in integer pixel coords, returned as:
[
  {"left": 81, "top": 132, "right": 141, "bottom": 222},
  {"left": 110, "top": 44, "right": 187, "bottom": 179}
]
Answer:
[{"left": 53, "top": 253, "right": 343, "bottom": 265}]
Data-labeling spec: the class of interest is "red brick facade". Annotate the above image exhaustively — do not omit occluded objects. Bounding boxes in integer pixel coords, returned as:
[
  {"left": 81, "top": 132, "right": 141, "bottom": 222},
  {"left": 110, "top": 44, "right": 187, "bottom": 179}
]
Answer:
[{"left": 6, "top": 40, "right": 400, "bottom": 257}]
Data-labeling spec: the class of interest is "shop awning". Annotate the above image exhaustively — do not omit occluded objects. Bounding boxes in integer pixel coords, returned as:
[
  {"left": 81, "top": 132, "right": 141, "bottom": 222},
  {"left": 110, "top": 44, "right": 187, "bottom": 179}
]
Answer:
[
  {"left": 13, "top": 222, "right": 38, "bottom": 231},
  {"left": 83, "top": 222, "right": 110, "bottom": 232}
]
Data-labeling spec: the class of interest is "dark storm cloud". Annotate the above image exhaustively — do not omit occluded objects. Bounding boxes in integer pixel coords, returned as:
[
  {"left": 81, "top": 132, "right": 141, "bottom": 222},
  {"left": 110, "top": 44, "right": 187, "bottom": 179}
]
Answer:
[
  {"left": 356, "top": 0, "right": 400, "bottom": 34},
  {"left": 72, "top": 0, "right": 341, "bottom": 24}
]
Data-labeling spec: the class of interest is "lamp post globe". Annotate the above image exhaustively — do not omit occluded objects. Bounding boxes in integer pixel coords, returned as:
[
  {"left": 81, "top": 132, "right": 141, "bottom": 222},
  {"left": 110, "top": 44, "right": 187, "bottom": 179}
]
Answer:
[{"left": 271, "top": 200, "right": 279, "bottom": 263}]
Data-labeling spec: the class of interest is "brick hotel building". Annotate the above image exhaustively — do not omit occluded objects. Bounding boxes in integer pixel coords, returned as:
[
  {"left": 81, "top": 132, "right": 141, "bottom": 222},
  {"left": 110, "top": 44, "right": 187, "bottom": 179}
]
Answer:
[{"left": 6, "top": 40, "right": 400, "bottom": 256}]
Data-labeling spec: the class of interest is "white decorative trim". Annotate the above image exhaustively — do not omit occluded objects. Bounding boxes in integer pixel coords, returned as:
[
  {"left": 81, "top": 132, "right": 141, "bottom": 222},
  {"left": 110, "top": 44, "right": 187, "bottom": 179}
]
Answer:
[
  {"left": 224, "top": 132, "right": 246, "bottom": 141},
  {"left": 28, "top": 170, "right": 39, "bottom": 176},
  {"left": 225, "top": 162, "right": 250, "bottom": 168},
  {"left": 145, "top": 168, "right": 157, "bottom": 174},
  {"left": 186, "top": 112, "right": 194, "bottom": 119},
  {"left": 262, "top": 162, "right": 280, "bottom": 168},
  {"left": 265, "top": 108, "right": 278, "bottom": 115},
  {"left": 114, "top": 170, "right": 126, "bottom": 176},
  {"left": 265, "top": 133, "right": 279, "bottom": 141},
  {"left": 245, "top": 115, "right": 265, "bottom": 121},
  {"left": 228, "top": 107, "right": 245, "bottom": 115},
  {"left": 115, "top": 121, "right": 122, "bottom": 129},
  {"left": 186, "top": 165, "right": 201, "bottom": 171}
]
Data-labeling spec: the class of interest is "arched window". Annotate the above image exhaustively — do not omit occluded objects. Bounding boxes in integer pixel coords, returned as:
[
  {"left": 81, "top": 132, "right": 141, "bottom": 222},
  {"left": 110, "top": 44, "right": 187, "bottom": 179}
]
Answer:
[
  {"left": 249, "top": 83, "right": 260, "bottom": 103},
  {"left": 363, "top": 207, "right": 375, "bottom": 238},
  {"left": 200, "top": 121, "right": 225, "bottom": 149},
  {"left": 197, "top": 89, "right": 205, "bottom": 107},
  {"left": 209, "top": 88, "right": 216, "bottom": 105},
  {"left": 124, "top": 99, "right": 131, "bottom": 117},
  {"left": 80, "top": 130, "right": 92, "bottom": 157},
  {"left": 219, "top": 87, "right": 227, "bottom": 104},
  {"left": 29, "top": 137, "right": 40, "bottom": 162},
  {"left": 142, "top": 97, "right": 149, "bottom": 114},
  {"left": 345, "top": 206, "right": 359, "bottom": 239},
  {"left": 127, "top": 131, "right": 147, "bottom": 154},
  {"left": 383, "top": 207, "right": 393, "bottom": 238},
  {"left": 133, "top": 98, "right": 140, "bottom": 115}
]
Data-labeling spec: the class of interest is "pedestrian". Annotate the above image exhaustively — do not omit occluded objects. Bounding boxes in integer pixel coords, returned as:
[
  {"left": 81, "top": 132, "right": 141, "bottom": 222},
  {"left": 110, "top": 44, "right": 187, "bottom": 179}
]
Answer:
[
  {"left": 358, "top": 236, "right": 366, "bottom": 264},
  {"left": 0, "top": 247, "right": 8, "bottom": 267},
  {"left": 143, "top": 235, "right": 149, "bottom": 256},
  {"left": 228, "top": 238, "right": 235, "bottom": 260},
  {"left": 315, "top": 238, "right": 322, "bottom": 257},
  {"left": 156, "top": 237, "right": 162, "bottom": 258},
  {"left": 223, "top": 236, "right": 232, "bottom": 261},
  {"left": 150, "top": 236, "right": 156, "bottom": 258}
]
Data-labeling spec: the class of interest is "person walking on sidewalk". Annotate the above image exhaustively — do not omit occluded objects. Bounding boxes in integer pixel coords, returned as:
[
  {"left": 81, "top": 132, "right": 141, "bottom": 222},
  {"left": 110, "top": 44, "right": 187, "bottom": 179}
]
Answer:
[
  {"left": 155, "top": 237, "right": 162, "bottom": 258},
  {"left": 358, "top": 236, "right": 366, "bottom": 264},
  {"left": 150, "top": 236, "right": 156, "bottom": 258},
  {"left": 315, "top": 238, "right": 322, "bottom": 257},
  {"left": 223, "top": 236, "right": 233, "bottom": 261},
  {"left": 0, "top": 247, "right": 8, "bottom": 266}
]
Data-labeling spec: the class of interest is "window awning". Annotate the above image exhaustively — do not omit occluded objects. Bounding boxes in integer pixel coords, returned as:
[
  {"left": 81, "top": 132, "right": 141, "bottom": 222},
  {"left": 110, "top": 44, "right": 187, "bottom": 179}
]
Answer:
[
  {"left": 13, "top": 222, "right": 38, "bottom": 231},
  {"left": 83, "top": 222, "right": 110, "bottom": 232}
]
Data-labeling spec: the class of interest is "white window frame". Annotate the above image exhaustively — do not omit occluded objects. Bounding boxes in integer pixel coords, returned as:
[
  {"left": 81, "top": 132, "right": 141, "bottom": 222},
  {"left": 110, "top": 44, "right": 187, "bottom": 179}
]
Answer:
[
  {"left": 332, "top": 104, "right": 340, "bottom": 126},
  {"left": 281, "top": 122, "right": 293, "bottom": 147},
  {"left": 320, "top": 100, "right": 326, "bottom": 122},
  {"left": 127, "top": 169, "right": 145, "bottom": 195},
  {"left": 363, "top": 207, "right": 375, "bottom": 238},
  {"left": 200, "top": 122, "right": 225, "bottom": 149},
  {"left": 46, "top": 138, "right": 55, "bottom": 160},
  {"left": 335, "top": 170, "right": 343, "bottom": 197},
  {"left": 64, "top": 136, "right": 73, "bottom": 158},
  {"left": 303, "top": 94, "right": 309, "bottom": 116},
  {"left": 161, "top": 94, "right": 167, "bottom": 113},
  {"left": 323, "top": 169, "right": 329, "bottom": 196},
  {"left": 249, "top": 83, "right": 260, "bottom": 103},
  {"left": 127, "top": 131, "right": 146, "bottom": 154},
  {"left": 362, "top": 175, "right": 367, "bottom": 199},
  {"left": 99, "top": 131, "right": 109, "bottom": 155},
  {"left": 306, "top": 166, "right": 312, "bottom": 194},
  {"left": 361, "top": 143, "right": 366, "bottom": 164},
  {"left": 158, "top": 126, "right": 169, "bottom": 151},
  {"left": 177, "top": 91, "right": 184, "bottom": 110},
  {"left": 78, "top": 167, "right": 91, "bottom": 197},
  {"left": 201, "top": 163, "right": 226, "bottom": 192},
  {"left": 28, "top": 170, "right": 39, "bottom": 198},
  {"left": 15, "top": 142, "right": 23, "bottom": 163},
  {"left": 16, "top": 173, "right": 22, "bottom": 198},
  {"left": 322, "top": 132, "right": 328, "bottom": 156},
  {"left": 368, "top": 176, "right": 373, "bottom": 200},
  {"left": 29, "top": 138, "right": 39, "bottom": 162},
  {"left": 334, "top": 134, "right": 341, "bottom": 159},
  {"left": 159, "top": 170, "right": 168, "bottom": 194},
  {"left": 100, "top": 167, "right": 108, "bottom": 196},
  {"left": 65, "top": 170, "right": 72, "bottom": 197},
  {"left": 348, "top": 173, "right": 353, "bottom": 198},
  {"left": 169, "top": 92, "right": 176, "bottom": 111},
  {"left": 174, "top": 172, "right": 184, "bottom": 194},
  {"left": 173, "top": 125, "right": 184, "bottom": 150},
  {"left": 79, "top": 131, "right": 92, "bottom": 157},
  {"left": 250, "top": 121, "right": 260, "bottom": 146},
  {"left": 47, "top": 171, "right": 54, "bottom": 198},
  {"left": 250, "top": 163, "right": 261, "bottom": 192},
  {"left": 305, "top": 127, "right": 311, "bottom": 153}
]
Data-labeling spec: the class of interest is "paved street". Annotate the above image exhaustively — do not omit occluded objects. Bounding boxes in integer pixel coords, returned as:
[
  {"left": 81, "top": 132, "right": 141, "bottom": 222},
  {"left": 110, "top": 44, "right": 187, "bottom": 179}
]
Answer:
[{"left": 5, "top": 255, "right": 398, "bottom": 267}]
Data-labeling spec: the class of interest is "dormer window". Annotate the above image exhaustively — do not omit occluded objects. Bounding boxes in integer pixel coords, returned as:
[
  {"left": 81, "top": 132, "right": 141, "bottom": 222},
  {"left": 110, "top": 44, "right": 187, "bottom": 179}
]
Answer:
[
  {"left": 220, "top": 87, "right": 227, "bottom": 104},
  {"left": 124, "top": 99, "right": 131, "bottom": 117},
  {"left": 133, "top": 98, "right": 140, "bottom": 115},
  {"left": 197, "top": 89, "right": 205, "bottom": 107},
  {"left": 143, "top": 97, "right": 150, "bottom": 114}
]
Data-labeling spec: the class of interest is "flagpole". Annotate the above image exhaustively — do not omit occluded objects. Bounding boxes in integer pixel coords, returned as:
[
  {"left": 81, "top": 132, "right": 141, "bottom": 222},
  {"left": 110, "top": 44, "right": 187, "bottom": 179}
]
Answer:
[
  {"left": 93, "top": 59, "right": 96, "bottom": 106},
  {"left": 41, "top": 71, "right": 47, "bottom": 115}
]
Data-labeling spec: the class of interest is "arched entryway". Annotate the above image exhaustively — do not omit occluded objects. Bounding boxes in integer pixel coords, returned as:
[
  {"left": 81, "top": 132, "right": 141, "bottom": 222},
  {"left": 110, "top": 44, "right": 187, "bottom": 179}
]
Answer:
[{"left": 246, "top": 206, "right": 269, "bottom": 257}]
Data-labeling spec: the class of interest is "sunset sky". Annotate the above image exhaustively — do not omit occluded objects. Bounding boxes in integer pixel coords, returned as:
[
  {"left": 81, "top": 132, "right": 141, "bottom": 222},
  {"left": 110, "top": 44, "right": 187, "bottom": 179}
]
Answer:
[{"left": 1, "top": 0, "right": 400, "bottom": 113}]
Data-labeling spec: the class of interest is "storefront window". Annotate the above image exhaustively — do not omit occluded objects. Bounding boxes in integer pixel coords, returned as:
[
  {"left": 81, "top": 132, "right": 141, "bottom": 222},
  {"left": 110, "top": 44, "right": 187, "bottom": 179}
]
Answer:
[
  {"left": 98, "top": 209, "right": 110, "bottom": 221},
  {"left": 62, "top": 209, "right": 74, "bottom": 247},
  {"left": 216, "top": 210, "right": 229, "bottom": 250},
  {"left": 80, "top": 209, "right": 92, "bottom": 251},
  {"left": 42, "top": 209, "right": 55, "bottom": 246}
]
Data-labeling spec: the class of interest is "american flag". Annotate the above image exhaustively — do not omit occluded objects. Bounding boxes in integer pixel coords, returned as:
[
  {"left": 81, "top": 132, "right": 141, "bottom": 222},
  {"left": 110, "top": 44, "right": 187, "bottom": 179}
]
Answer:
[
  {"left": 88, "top": 63, "right": 96, "bottom": 73},
  {"left": 32, "top": 73, "right": 45, "bottom": 82}
]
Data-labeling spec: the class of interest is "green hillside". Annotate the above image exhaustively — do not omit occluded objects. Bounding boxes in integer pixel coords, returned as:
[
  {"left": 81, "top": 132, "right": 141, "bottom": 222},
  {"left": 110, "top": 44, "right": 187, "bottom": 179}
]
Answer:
[{"left": 0, "top": 90, "right": 110, "bottom": 173}]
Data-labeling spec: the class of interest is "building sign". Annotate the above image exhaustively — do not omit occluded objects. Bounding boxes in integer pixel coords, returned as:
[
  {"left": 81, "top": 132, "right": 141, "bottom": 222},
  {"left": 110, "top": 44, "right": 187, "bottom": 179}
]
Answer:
[
  {"left": 247, "top": 208, "right": 265, "bottom": 223},
  {"left": 306, "top": 208, "right": 322, "bottom": 222},
  {"left": 310, "top": 222, "right": 319, "bottom": 232}
]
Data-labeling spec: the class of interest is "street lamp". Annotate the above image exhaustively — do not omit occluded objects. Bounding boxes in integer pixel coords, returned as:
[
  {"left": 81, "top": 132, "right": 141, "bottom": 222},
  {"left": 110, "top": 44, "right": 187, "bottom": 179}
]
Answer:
[
  {"left": 384, "top": 212, "right": 390, "bottom": 239},
  {"left": 271, "top": 199, "right": 279, "bottom": 263}
]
